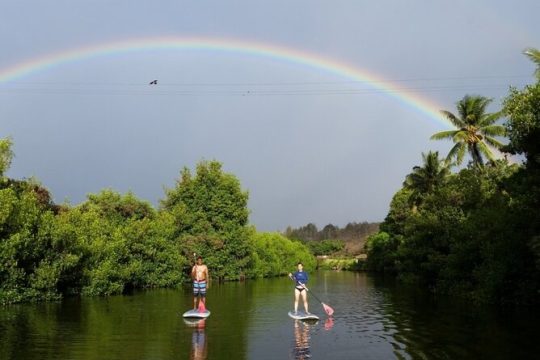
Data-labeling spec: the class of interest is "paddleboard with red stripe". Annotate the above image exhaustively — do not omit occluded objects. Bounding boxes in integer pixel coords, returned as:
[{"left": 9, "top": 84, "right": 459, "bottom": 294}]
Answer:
[
  {"left": 288, "top": 311, "right": 319, "bottom": 320},
  {"left": 183, "top": 309, "right": 211, "bottom": 318}
]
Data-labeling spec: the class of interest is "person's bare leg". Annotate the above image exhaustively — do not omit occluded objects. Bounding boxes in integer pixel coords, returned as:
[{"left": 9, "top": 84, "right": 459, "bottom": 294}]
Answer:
[
  {"left": 294, "top": 289, "right": 300, "bottom": 313},
  {"left": 302, "top": 292, "right": 309, "bottom": 313}
]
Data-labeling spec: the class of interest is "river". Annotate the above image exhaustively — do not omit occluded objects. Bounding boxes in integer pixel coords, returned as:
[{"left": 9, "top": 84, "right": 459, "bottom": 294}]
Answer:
[{"left": 0, "top": 271, "right": 537, "bottom": 359}]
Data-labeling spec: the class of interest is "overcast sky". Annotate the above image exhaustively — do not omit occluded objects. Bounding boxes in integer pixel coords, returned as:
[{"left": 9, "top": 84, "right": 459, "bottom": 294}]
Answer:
[{"left": 1, "top": 1, "right": 539, "bottom": 231}]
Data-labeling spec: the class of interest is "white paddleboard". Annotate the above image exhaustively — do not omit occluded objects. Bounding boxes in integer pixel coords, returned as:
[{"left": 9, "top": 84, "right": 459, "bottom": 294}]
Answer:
[
  {"left": 183, "top": 309, "right": 211, "bottom": 318},
  {"left": 288, "top": 311, "right": 319, "bottom": 320}
]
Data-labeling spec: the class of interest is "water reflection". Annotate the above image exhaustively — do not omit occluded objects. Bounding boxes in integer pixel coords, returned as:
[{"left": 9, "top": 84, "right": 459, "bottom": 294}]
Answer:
[
  {"left": 292, "top": 320, "right": 316, "bottom": 359},
  {"left": 324, "top": 317, "right": 334, "bottom": 331},
  {"left": 371, "top": 275, "right": 540, "bottom": 359},
  {"left": 2, "top": 273, "right": 538, "bottom": 360},
  {"left": 184, "top": 319, "right": 208, "bottom": 360}
]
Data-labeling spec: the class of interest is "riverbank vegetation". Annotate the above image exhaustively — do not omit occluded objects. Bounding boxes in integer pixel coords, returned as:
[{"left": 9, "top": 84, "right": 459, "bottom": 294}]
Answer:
[
  {"left": 365, "top": 49, "right": 540, "bottom": 304},
  {"left": 0, "top": 154, "right": 314, "bottom": 304}
]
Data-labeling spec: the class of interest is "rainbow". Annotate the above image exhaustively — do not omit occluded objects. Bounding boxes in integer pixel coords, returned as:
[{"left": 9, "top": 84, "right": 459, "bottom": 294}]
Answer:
[{"left": 0, "top": 36, "right": 451, "bottom": 128}]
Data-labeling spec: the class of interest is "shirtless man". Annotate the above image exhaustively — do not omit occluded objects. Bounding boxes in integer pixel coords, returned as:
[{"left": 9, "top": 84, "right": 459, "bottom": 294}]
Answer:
[{"left": 191, "top": 256, "right": 209, "bottom": 310}]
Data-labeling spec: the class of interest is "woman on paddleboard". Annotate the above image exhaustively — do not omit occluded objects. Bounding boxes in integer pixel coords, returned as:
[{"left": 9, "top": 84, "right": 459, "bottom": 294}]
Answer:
[
  {"left": 192, "top": 256, "right": 209, "bottom": 310},
  {"left": 289, "top": 262, "right": 310, "bottom": 315}
]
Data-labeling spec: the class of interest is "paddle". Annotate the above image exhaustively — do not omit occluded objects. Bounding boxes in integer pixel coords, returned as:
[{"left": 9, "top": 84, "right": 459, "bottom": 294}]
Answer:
[{"left": 289, "top": 274, "right": 334, "bottom": 316}]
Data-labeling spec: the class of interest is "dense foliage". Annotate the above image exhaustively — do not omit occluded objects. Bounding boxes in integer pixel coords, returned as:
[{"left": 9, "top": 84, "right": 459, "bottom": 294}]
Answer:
[
  {"left": 365, "top": 50, "right": 540, "bottom": 304},
  {"left": 0, "top": 153, "right": 313, "bottom": 304},
  {"left": 160, "top": 161, "right": 253, "bottom": 281},
  {"left": 250, "top": 232, "right": 315, "bottom": 278}
]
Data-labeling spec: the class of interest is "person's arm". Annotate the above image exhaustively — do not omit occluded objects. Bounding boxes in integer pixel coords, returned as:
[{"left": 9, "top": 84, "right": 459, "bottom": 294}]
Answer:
[
  {"left": 205, "top": 266, "right": 210, "bottom": 288},
  {"left": 191, "top": 266, "right": 196, "bottom": 280}
]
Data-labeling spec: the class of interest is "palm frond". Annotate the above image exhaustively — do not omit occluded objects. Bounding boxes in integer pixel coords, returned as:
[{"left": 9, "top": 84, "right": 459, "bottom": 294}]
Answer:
[
  {"left": 457, "top": 144, "right": 466, "bottom": 165},
  {"left": 404, "top": 151, "right": 449, "bottom": 194},
  {"left": 458, "top": 95, "right": 493, "bottom": 126},
  {"left": 524, "top": 47, "right": 540, "bottom": 78},
  {"left": 452, "top": 131, "right": 469, "bottom": 142},
  {"left": 440, "top": 110, "right": 465, "bottom": 128},
  {"left": 481, "top": 125, "right": 506, "bottom": 137},
  {"left": 484, "top": 136, "right": 505, "bottom": 149},
  {"left": 446, "top": 142, "right": 465, "bottom": 165},
  {"left": 430, "top": 130, "right": 458, "bottom": 140},
  {"left": 476, "top": 141, "right": 496, "bottom": 162},
  {"left": 440, "top": 95, "right": 498, "bottom": 130},
  {"left": 456, "top": 97, "right": 470, "bottom": 121},
  {"left": 480, "top": 111, "right": 504, "bottom": 126}
]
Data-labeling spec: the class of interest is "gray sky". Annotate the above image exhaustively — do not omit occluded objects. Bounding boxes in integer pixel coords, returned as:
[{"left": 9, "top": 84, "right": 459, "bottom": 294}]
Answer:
[{"left": 1, "top": 1, "right": 539, "bottom": 231}]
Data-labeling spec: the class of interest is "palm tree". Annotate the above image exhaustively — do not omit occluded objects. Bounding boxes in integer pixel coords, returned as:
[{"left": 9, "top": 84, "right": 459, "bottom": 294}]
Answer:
[
  {"left": 524, "top": 47, "right": 540, "bottom": 79},
  {"left": 404, "top": 151, "right": 450, "bottom": 208},
  {"left": 431, "top": 95, "right": 506, "bottom": 167}
]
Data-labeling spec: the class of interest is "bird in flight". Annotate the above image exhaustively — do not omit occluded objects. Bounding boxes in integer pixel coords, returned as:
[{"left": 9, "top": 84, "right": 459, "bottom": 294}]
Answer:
[{"left": 149, "top": 80, "right": 158, "bottom": 85}]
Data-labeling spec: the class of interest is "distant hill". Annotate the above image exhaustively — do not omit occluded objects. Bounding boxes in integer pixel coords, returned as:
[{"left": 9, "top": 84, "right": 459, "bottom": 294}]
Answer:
[{"left": 283, "top": 222, "right": 380, "bottom": 256}]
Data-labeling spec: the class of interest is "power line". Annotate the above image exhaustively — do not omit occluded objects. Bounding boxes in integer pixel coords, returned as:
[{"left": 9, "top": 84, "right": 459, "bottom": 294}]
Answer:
[
  {"left": 1, "top": 74, "right": 533, "bottom": 87},
  {"left": 0, "top": 83, "right": 529, "bottom": 97},
  {"left": 0, "top": 73, "right": 533, "bottom": 97}
]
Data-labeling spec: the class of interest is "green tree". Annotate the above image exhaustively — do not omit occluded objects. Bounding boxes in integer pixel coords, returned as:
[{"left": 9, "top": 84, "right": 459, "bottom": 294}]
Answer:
[
  {"left": 307, "top": 239, "right": 345, "bottom": 256},
  {"left": 503, "top": 81, "right": 540, "bottom": 169},
  {"left": 403, "top": 151, "right": 450, "bottom": 208},
  {"left": 365, "top": 232, "right": 399, "bottom": 272},
  {"left": 80, "top": 189, "right": 155, "bottom": 223},
  {"left": 320, "top": 224, "right": 338, "bottom": 240},
  {"left": 431, "top": 95, "right": 506, "bottom": 166},
  {"left": 380, "top": 188, "right": 414, "bottom": 236},
  {"left": 503, "top": 49, "right": 540, "bottom": 277},
  {"left": 0, "top": 137, "right": 14, "bottom": 179},
  {"left": 250, "top": 232, "right": 314, "bottom": 278},
  {"left": 161, "top": 160, "right": 252, "bottom": 280},
  {"left": 162, "top": 161, "right": 249, "bottom": 234},
  {"left": 0, "top": 183, "right": 80, "bottom": 304}
]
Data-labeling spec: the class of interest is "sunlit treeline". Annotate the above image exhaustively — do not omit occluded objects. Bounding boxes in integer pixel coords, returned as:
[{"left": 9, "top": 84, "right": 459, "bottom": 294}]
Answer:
[{"left": 0, "top": 152, "right": 314, "bottom": 305}]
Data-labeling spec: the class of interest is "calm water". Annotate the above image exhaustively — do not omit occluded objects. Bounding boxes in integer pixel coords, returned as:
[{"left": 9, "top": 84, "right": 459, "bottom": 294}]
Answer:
[{"left": 1, "top": 271, "right": 538, "bottom": 359}]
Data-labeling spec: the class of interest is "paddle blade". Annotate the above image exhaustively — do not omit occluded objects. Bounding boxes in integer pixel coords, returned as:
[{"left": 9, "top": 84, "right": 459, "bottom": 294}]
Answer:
[
  {"left": 322, "top": 302, "right": 334, "bottom": 316},
  {"left": 198, "top": 301, "right": 206, "bottom": 313}
]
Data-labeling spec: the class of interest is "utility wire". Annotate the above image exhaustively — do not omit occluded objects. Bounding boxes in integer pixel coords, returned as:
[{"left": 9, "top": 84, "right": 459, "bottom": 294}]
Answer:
[
  {"left": 0, "top": 74, "right": 532, "bottom": 87},
  {"left": 0, "top": 74, "right": 532, "bottom": 96},
  {"left": 0, "top": 84, "right": 529, "bottom": 96}
]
